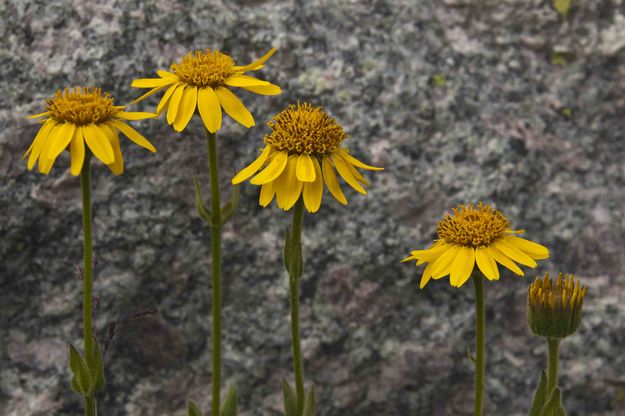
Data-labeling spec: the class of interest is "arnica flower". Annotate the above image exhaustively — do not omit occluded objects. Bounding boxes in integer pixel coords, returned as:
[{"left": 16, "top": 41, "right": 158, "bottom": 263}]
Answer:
[
  {"left": 402, "top": 203, "right": 550, "bottom": 288},
  {"left": 529, "top": 272, "right": 587, "bottom": 339},
  {"left": 231, "top": 102, "right": 383, "bottom": 213},
  {"left": 24, "top": 87, "right": 156, "bottom": 175},
  {"left": 130, "top": 48, "right": 281, "bottom": 133}
]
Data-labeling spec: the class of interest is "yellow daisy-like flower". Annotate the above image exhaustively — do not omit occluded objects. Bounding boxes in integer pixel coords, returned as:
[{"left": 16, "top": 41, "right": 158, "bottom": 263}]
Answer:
[
  {"left": 232, "top": 102, "right": 383, "bottom": 213},
  {"left": 130, "top": 48, "right": 281, "bottom": 133},
  {"left": 24, "top": 87, "right": 156, "bottom": 176},
  {"left": 402, "top": 203, "right": 550, "bottom": 289}
]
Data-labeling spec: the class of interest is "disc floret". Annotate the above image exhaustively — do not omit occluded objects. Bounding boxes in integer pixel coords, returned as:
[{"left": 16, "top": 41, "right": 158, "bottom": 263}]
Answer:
[
  {"left": 47, "top": 87, "right": 122, "bottom": 125},
  {"left": 171, "top": 49, "right": 236, "bottom": 88},
  {"left": 437, "top": 203, "right": 511, "bottom": 247}
]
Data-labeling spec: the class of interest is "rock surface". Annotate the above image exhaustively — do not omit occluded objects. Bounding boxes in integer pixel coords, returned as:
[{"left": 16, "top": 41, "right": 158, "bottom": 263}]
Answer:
[{"left": 1, "top": 0, "right": 625, "bottom": 415}]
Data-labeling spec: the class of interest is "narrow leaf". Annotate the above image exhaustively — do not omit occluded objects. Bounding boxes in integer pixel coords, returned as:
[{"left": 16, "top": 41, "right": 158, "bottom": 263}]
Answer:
[
  {"left": 529, "top": 371, "right": 548, "bottom": 416},
  {"left": 282, "top": 379, "right": 297, "bottom": 416},
  {"left": 187, "top": 400, "right": 202, "bottom": 416},
  {"left": 88, "top": 336, "right": 105, "bottom": 393},
  {"left": 291, "top": 241, "right": 303, "bottom": 280},
  {"left": 193, "top": 177, "right": 212, "bottom": 225},
  {"left": 69, "top": 344, "right": 90, "bottom": 395},
  {"left": 303, "top": 385, "right": 316, "bottom": 416},
  {"left": 540, "top": 388, "right": 566, "bottom": 416},
  {"left": 220, "top": 185, "right": 240, "bottom": 224},
  {"left": 283, "top": 228, "right": 293, "bottom": 275},
  {"left": 221, "top": 387, "right": 237, "bottom": 416}
]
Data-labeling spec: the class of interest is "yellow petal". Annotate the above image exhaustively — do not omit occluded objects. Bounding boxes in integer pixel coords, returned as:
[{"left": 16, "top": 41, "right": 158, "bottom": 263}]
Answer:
[
  {"left": 322, "top": 155, "right": 347, "bottom": 205},
  {"left": 44, "top": 122, "right": 75, "bottom": 162},
  {"left": 173, "top": 86, "right": 198, "bottom": 132},
  {"left": 100, "top": 124, "right": 124, "bottom": 176},
  {"left": 337, "top": 148, "right": 383, "bottom": 171},
  {"left": 419, "top": 262, "right": 434, "bottom": 289},
  {"left": 225, "top": 74, "right": 270, "bottom": 87},
  {"left": 504, "top": 236, "right": 550, "bottom": 260},
  {"left": 197, "top": 87, "right": 222, "bottom": 133},
  {"left": 157, "top": 70, "right": 177, "bottom": 78},
  {"left": 240, "top": 84, "right": 282, "bottom": 96},
  {"left": 296, "top": 153, "right": 316, "bottom": 182},
  {"left": 69, "top": 126, "right": 85, "bottom": 176},
  {"left": 131, "top": 85, "right": 167, "bottom": 105},
  {"left": 430, "top": 245, "right": 461, "bottom": 279},
  {"left": 493, "top": 240, "right": 537, "bottom": 268},
  {"left": 166, "top": 84, "right": 186, "bottom": 126},
  {"left": 303, "top": 156, "right": 323, "bottom": 213},
  {"left": 488, "top": 246, "right": 524, "bottom": 276},
  {"left": 110, "top": 120, "right": 156, "bottom": 153},
  {"left": 250, "top": 151, "right": 288, "bottom": 185},
  {"left": 156, "top": 83, "right": 181, "bottom": 115},
  {"left": 232, "top": 146, "right": 271, "bottom": 184},
  {"left": 235, "top": 48, "right": 277, "bottom": 72},
  {"left": 275, "top": 155, "right": 302, "bottom": 210},
  {"left": 83, "top": 124, "right": 115, "bottom": 164},
  {"left": 409, "top": 243, "right": 450, "bottom": 262},
  {"left": 475, "top": 246, "right": 499, "bottom": 280},
  {"left": 333, "top": 152, "right": 367, "bottom": 194},
  {"left": 348, "top": 162, "right": 369, "bottom": 185},
  {"left": 26, "top": 120, "right": 56, "bottom": 168},
  {"left": 26, "top": 111, "right": 50, "bottom": 119},
  {"left": 115, "top": 111, "right": 157, "bottom": 121},
  {"left": 259, "top": 180, "right": 276, "bottom": 207},
  {"left": 449, "top": 247, "right": 476, "bottom": 287},
  {"left": 214, "top": 86, "right": 254, "bottom": 128},
  {"left": 131, "top": 77, "right": 177, "bottom": 88}
]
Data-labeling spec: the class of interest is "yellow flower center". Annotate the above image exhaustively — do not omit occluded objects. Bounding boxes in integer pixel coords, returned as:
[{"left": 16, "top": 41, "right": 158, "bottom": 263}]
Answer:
[
  {"left": 264, "top": 103, "right": 348, "bottom": 155},
  {"left": 529, "top": 272, "right": 586, "bottom": 311},
  {"left": 437, "top": 203, "right": 510, "bottom": 247},
  {"left": 47, "top": 87, "right": 122, "bottom": 125},
  {"left": 171, "top": 49, "right": 236, "bottom": 87}
]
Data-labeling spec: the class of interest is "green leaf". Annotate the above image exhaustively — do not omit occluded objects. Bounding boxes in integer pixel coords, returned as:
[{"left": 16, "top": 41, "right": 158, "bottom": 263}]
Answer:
[
  {"left": 193, "top": 177, "right": 212, "bottom": 225},
  {"left": 529, "top": 371, "right": 548, "bottom": 416},
  {"left": 221, "top": 387, "right": 237, "bottom": 416},
  {"left": 86, "top": 336, "right": 105, "bottom": 393},
  {"left": 540, "top": 388, "right": 566, "bottom": 416},
  {"left": 187, "top": 400, "right": 202, "bottom": 416},
  {"left": 283, "top": 228, "right": 293, "bottom": 274},
  {"left": 303, "top": 385, "right": 316, "bottom": 416},
  {"left": 432, "top": 73, "right": 446, "bottom": 87},
  {"left": 282, "top": 379, "right": 297, "bottom": 416},
  {"left": 552, "top": 0, "right": 571, "bottom": 19},
  {"left": 69, "top": 344, "right": 90, "bottom": 396},
  {"left": 220, "top": 185, "right": 240, "bottom": 224},
  {"left": 290, "top": 241, "right": 303, "bottom": 280}
]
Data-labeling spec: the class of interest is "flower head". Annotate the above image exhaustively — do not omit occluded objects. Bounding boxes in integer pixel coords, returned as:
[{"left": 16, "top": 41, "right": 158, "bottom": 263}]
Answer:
[
  {"left": 402, "top": 203, "right": 550, "bottom": 288},
  {"left": 231, "top": 103, "right": 383, "bottom": 213},
  {"left": 528, "top": 272, "right": 586, "bottom": 339},
  {"left": 130, "top": 48, "right": 281, "bottom": 133},
  {"left": 24, "top": 87, "right": 156, "bottom": 175}
]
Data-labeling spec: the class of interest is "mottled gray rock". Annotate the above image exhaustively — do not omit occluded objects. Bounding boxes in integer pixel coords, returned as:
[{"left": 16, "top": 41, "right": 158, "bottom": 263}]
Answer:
[{"left": 1, "top": 0, "right": 625, "bottom": 415}]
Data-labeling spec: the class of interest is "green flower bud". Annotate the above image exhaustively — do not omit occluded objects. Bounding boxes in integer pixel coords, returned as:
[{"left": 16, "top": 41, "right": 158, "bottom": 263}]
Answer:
[{"left": 528, "top": 272, "right": 587, "bottom": 339}]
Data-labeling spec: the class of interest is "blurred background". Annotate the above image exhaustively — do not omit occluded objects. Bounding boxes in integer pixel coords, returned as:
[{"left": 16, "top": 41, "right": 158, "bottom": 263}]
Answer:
[{"left": 2, "top": 0, "right": 625, "bottom": 415}]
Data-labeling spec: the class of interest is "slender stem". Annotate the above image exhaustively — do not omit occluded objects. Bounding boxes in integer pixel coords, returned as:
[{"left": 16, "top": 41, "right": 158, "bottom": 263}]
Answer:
[
  {"left": 85, "top": 396, "right": 96, "bottom": 416},
  {"left": 206, "top": 130, "right": 223, "bottom": 416},
  {"left": 80, "top": 154, "right": 96, "bottom": 416},
  {"left": 546, "top": 337, "right": 560, "bottom": 394},
  {"left": 472, "top": 273, "right": 486, "bottom": 416},
  {"left": 289, "top": 198, "right": 305, "bottom": 416}
]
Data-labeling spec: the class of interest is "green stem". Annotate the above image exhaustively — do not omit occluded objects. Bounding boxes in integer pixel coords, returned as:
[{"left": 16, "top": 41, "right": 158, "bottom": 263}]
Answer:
[
  {"left": 546, "top": 337, "right": 560, "bottom": 394},
  {"left": 289, "top": 198, "right": 305, "bottom": 416},
  {"left": 473, "top": 273, "right": 486, "bottom": 416},
  {"left": 206, "top": 130, "right": 223, "bottom": 416},
  {"left": 80, "top": 154, "right": 96, "bottom": 416}
]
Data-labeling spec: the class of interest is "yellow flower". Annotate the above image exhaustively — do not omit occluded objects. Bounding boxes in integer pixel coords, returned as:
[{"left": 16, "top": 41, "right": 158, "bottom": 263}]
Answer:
[
  {"left": 130, "top": 48, "right": 281, "bottom": 133},
  {"left": 528, "top": 272, "right": 586, "bottom": 339},
  {"left": 402, "top": 203, "right": 550, "bottom": 289},
  {"left": 24, "top": 87, "right": 156, "bottom": 176},
  {"left": 232, "top": 103, "right": 383, "bottom": 213}
]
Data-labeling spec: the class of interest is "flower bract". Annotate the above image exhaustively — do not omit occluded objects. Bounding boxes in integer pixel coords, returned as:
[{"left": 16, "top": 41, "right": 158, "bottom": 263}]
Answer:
[
  {"left": 130, "top": 48, "right": 281, "bottom": 133},
  {"left": 24, "top": 87, "right": 156, "bottom": 175},
  {"left": 232, "top": 103, "right": 383, "bottom": 213},
  {"left": 402, "top": 203, "right": 550, "bottom": 288}
]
